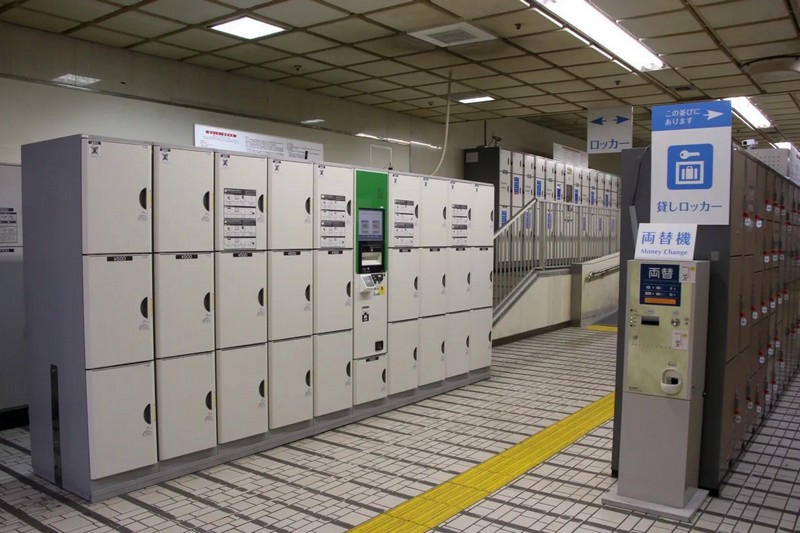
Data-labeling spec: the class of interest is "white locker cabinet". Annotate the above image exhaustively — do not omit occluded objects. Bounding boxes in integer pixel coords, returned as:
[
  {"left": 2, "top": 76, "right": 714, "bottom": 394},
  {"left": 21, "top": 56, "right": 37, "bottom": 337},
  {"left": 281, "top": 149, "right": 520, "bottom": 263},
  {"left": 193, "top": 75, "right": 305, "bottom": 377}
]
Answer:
[
  {"left": 565, "top": 164, "right": 575, "bottom": 205},
  {"left": 216, "top": 345, "right": 268, "bottom": 444},
  {"left": 470, "top": 307, "right": 493, "bottom": 370},
  {"left": 419, "top": 248, "right": 447, "bottom": 317},
  {"left": 153, "top": 146, "right": 213, "bottom": 253},
  {"left": 353, "top": 273, "right": 388, "bottom": 358},
  {"left": 589, "top": 170, "right": 598, "bottom": 206},
  {"left": 498, "top": 172, "right": 512, "bottom": 208},
  {"left": 512, "top": 152, "right": 524, "bottom": 207},
  {"left": 313, "top": 331, "right": 353, "bottom": 416},
  {"left": 446, "top": 311, "right": 471, "bottom": 378},
  {"left": 499, "top": 149, "right": 512, "bottom": 174},
  {"left": 388, "top": 248, "right": 419, "bottom": 322},
  {"left": 535, "top": 156, "right": 547, "bottom": 199},
  {"left": 268, "top": 250, "right": 313, "bottom": 340},
  {"left": 353, "top": 355, "right": 387, "bottom": 405},
  {"left": 419, "top": 316, "right": 446, "bottom": 386},
  {"left": 215, "top": 251, "right": 267, "bottom": 349},
  {"left": 499, "top": 205, "right": 511, "bottom": 227},
  {"left": 448, "top": 180, "right": 471, "bottom": 246},
  {"left": 471, "top": 247, "right": 493, "bottom": 309},
  {"left": 156, "top": 352, "right": 217, "bottom": 461},
  {"left": 82, "top": 139, "right": 152, "bottom": 255},
  {"left": 387, "top": 320, "right": 419, "bottom": 394},
  {"left": 214, "top": 153, "right": 267, "bottom": 252},
  {"left": 85, "top": 362, "right": 157, "bottom": 480},
  {"left": 555, "top": 162, "right": 565, "bottom": 202},
  {"left": 447, "top": 247, "right": 471, "bottom": 313},
  {"left": 313, "top": 250, "right": 353, "bottom": 334},
  {"left": 603, "top": 173, "right": 612, "bottom": 208},
  {"left": 419, "top": 177, "right": 449, "bottom": 247},
  {"left": 314, "top": 164, "right": 353, "bottom": 249},
  {"left": 269, "top": 337, "right": 313, "bottom": 429},
  {"left": 512, "top": 151, "right": 525, "bottom": 176},
  {"left": 389, "top": 173, "right": 420, "bottom": 248},
  {"left": 580, "top": 169, "right": 590, "bottom": 206},
  {"left": 83, "top": 254, "right": 153, "bottom": 369},
  {"left": 470, "top": 184, "right": 494, "bottom": 247},
  {"left": 523, "top": 154, "right": 535, "bottom": 203},
  {"left": 268, "top": 159, "right": 313, "bottom": 250},
  {"left": 154, "top": 253, "right": 214, "bottom": 359}
]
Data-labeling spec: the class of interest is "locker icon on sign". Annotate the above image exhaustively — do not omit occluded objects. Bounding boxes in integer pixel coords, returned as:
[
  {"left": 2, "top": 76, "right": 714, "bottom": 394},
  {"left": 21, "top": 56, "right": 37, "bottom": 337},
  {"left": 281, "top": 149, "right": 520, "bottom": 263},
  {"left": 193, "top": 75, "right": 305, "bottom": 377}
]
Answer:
[{"left": 667, "top": 144, "right": 713, "bottom": 190}]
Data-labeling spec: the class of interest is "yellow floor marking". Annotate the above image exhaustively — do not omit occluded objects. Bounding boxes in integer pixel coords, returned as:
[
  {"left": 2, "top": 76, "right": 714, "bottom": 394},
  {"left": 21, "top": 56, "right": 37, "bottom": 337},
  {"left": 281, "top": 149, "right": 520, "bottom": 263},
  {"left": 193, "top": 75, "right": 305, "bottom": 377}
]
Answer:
[
  {"left": 586, "top": 324, "right": 618, "bottom": 332},
  {"left": 349, "top": 392, "right": 615, "bottom": 532}
]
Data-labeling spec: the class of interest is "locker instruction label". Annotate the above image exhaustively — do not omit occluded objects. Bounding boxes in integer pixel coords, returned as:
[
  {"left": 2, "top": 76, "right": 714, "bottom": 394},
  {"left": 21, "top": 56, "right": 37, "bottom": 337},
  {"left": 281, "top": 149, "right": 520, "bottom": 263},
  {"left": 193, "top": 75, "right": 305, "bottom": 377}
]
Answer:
[
  {"left": 319, "top": 194, "right": 348, "bottom": 248},
  {"left": 450, "top": 203, "right": 469, "bottom": 245},
  {"left": 223, "top": 188, "right": 258, "bottom": 250},
  {"left": 0, "top": 207, "right": 19, "bottom": 244},
  {"left": 393, "top": 199, "right": 415, "bottom": 244}
]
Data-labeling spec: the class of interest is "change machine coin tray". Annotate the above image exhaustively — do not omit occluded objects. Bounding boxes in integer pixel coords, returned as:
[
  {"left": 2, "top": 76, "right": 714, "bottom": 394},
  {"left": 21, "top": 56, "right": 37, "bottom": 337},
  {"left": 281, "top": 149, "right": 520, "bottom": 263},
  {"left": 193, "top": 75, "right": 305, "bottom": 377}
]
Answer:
[{"left": 603, "top": 259, "right": 710, "bottom": 521}]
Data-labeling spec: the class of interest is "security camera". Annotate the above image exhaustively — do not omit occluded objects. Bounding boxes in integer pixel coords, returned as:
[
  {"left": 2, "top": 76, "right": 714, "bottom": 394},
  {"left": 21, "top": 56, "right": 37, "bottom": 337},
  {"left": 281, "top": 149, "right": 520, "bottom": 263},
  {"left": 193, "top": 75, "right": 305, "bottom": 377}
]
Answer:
[{"left": 741, "top": 139, "right": 758, "bottom": 148}]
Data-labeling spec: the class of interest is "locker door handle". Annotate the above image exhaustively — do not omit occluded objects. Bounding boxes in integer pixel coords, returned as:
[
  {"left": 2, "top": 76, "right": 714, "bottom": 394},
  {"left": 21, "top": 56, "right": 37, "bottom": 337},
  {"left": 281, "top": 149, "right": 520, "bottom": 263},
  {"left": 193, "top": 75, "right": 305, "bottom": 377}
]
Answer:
[
  {"left": 258, "top": 288, "right": 265, "bottom": 307},
  {"left": 488, "top": 332, "right": 492, "bottom": 342},
  {"left": 346, "top": 362, "right": 351, "bottom": 378},
  {"left": 414, "top": 276, "right": 418, "bottom": 291},
  {"left": 346, "top": 200, "right": 352, "bottom": 216},
  {"left": 305, "top": 197, "right": 311, "bottom": 215},
  {"left": 346, "top": 281, "right": 352, "bottom": 298},
  {"left": 467, "top": 273, "right": 471, "bottom": 285},
  {"left": 258, "top": 194, "right": 265, "bottom": 213},
  {"left": 204, "top": 292, "right": 211, "bottom": 312},
  {"left": 139, "top": 188, "right": 148, "bottom": 209},
  {"left": 414, "top": 205, "right": 419, "bottom": 219},
  {"left": 143, "top": 404, "right": 152, "bottom": 425},
  {"left": 140, "top": 298, "right": 149, "bottom": 319},
  {"left": 466, "top": 335, "right": 470, "bottom": 348},
  {"left": 205, "top": 391, "right": 213, "bottom": 410},
  {"left": 441, "top": 341, "right": 446, "bottom": 354},
  {"left": 489, "top": 272, "right": 493, "bottom": 283},
  {"left": 442, "top": 206, "right": 447, "bottom": 220},
  {"left": 305, "top": 370, "right": 312, "bottom": 387},
  {"left": 259, "top": 380, "right": 265, "bottom": 398},
  {"left": 305, "top": 284, "right": 311, "bottom": 302},
  {"left": 381, "top": 369, "right": 386, "bottom": 383},
  {"left": 468, "top": 208, "right": 472, "bottom": 220},
  {"left": 442, "top": 274, "right": 446, "bottom": 288},
  {"left": 203, "top": 191, "right": 211, "bottom": 211},
  {"left": 413, "top": 347, "right": 417, "bottom": 361},
  {"left": 490, "top": 210, "right": 494, "bottom": 222}
]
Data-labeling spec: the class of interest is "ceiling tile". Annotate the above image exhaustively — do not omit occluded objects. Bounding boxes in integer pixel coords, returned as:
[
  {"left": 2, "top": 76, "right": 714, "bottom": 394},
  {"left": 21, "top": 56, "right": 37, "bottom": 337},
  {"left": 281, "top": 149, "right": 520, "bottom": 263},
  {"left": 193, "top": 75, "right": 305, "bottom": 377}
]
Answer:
[
  {"left": 307, "top": 46, "right": 380, "bottom": 66},
  {"left": 275, "top": 76, "right": 328, "bottom": 90},
  {"left": 699, "top": 0, "right": 789, "bottom": 27},
  {"left": 234, "top": 66, "right": 288, "bottom": 81},
  {"left": 342, "top": 78, "right": 402, "bottom": 92},
  {"left": 560, "top": 90, "right": 615, "bottom": 103},
  {"left": 186, "top": 54, "right": 247, "bottom": 71},
  {"left": 760, "top": 81, "right": 800, "bottom": 93},
  {"left": 678, "top": 63, "right": 742, "bottom": 80},
  {"left": 260, "top": 31, "right": 337, "bottom": 54},
  {"left": 215, "top": 44, "right": 289, "bottom": 64},
  {"left": 643, "top": 32, "right": 717, "bottom": 55},
  {"left": 512, "top": 94, "right": 565, "bottom": 106},
  {"left": 70, "top": 26, "right": 143, "bottom": 47},
  {"left": 0, "top": 7, "right": 77, "bottom": 32},
  {"left": 374, "top": 87, "right": 428, "bottom": 101},
  {"left": 430, "top": 0, "right": 524, "bottom": 20},
  {"left": 473, "top": 100, "right": 522, "bottom": 111},
  {"left": 718, "top": 19, "right": 797, "bottom": 47},
  {"left": 484, "top": 55, "right": 549, "bottom": 73},
  {"left": 309, "top": 17, "right": 394, "bottom": 43},
  {"left": 540, "top": 47, "right": 612, "bottom": 67},
  {"left": 384, "top": 71, "right": 446, "bottom": 87},
  {"left": 692, "top": 75, "right": 753, "bottom": 90},
  {"left": 404, "top": 96, "right": 448, "bottom": 107},
  {"left": 24, "top": 0, "right": 118, "bottom": 21},
  {"left": 618, "top": 10, "right": 702, "bottom": 38},
  {"left": 353, "top": 34, "right": 435, "bottom": 57},
  {"left": 99, "top": 10, "right": 185, "bottom": 38},
  {"left": 429, "top": 103, "right": 474, "bottom": 114},
  {"left": 453, "top": 111, "right": 501, "bottom": 120},
  {"left": 264, "top": 56, "right": 332, "bottom": 74},
  {"left": 474, "top": 10, "right": 561, "bottom": 39},
  {"left": 414, "top": 81, "right": 473, "bottom": 95},
  {"left": 131, "top": 41, "right": 196, "bottom": 60},
  {"left": 216, "top": 0, "right": 275, "bottom": 6},
  {"left": 406, "top": 108, "right": 443, "bottom": 118},
  {"left": 306, "top": 68, "right": 368, "bottom": 84},
  {"left": 462, "top": 75, "right": 520, "bottom": 90},
  {"left": 432, "top": 63, "right": 496, "bottom": 80},
  {"left": 513, "top": 69, "right": 574, "bottom": 84},
  {"left": 538, "top": 80, "right": 595, "bottom": 93},
  {"left": 732, "top": 40, "right": 800, "bottom": 62},
  {"left": 512, "top": 30, "right": 586, "bottom": 54},
  {"left": 396, "top": 51, "right": 466, "bottom": 69},
  {"left": 564, "top": 62, "right": 629, "bottom": 79},
  {"left": 347, "top": 93, "right": 392, "bottom": 105},
  {"left": 161, "top": 28, "right": 241, "bottom": 51},
  {"left": 591, "top": 0, "right": 684, "bottom": 19},
  {"left": 662, "top": 49, "right": 730, "bottom": 68},
  {"left": 588, "top": 73, "right": 646, "bottom": 89},
  {"left": 624, "top": 94, "right": 676, "bottom": 105},
  {"left": 366, "top": 3, "right": 458, "bottom": 32},
  {"left": 141, "top": 0, "right": 234, "bottom": 24},
  {"left": 497, "top": 108, "right": 539, "bottom": 117},
  {"left": 490, "top": 86, "right": 544, "bottom": 98},
  {"left": 255, "top": 0, "right": 348, "bottom": 27},
  {"left": 312, "top": 86, "right": 362, "bottom": 97},
  {"left": 322, "top": 0, "right": 412, "bottom": 14},
  {"left": 350, "top": 60, "right": 414, "bottom": 76},
  {"left": 606, "top": 85, "right": 662, "bottom": 98},
  {"left": 377, "top": 101, "right": 416, "bottom": 112},
  {"left": 534, "top": 103, "right": 584, "bottom": 113},
  {"left": 448, "top": 41, "right": 525, "bottom": 62},
  {"left": 646, "top": 69, "right": 690, "bottom": 88}
]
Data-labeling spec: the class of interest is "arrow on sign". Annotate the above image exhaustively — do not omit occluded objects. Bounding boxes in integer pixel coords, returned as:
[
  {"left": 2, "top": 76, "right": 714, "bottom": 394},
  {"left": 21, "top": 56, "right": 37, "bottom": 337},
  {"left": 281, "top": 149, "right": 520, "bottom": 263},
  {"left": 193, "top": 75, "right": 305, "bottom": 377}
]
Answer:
[
  {"left": 705, "top": 109, "right": 723, "bottom": 120},
  {"left": 615, "top": 115, "right": 629, "bottom": 124},
  {"left": 591, "top": 116, "right": 605, "bottom": 125}
]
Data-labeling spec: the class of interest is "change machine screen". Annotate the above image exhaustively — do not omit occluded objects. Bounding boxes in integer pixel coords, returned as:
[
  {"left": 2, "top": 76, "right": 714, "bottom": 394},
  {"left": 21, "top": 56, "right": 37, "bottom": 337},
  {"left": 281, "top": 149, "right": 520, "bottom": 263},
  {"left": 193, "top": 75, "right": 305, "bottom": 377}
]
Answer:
[
  {"left": 624, "top": 260, "right": 709, "bottom": 400},
  {"left": 358, "top": 208, "right": 385, "bottom": 273}
]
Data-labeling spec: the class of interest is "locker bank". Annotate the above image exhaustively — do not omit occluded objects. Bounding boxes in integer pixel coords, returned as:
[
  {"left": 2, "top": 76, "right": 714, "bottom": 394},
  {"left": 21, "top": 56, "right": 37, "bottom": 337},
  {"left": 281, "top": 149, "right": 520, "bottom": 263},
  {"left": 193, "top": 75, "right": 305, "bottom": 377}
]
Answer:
[{"left": 1, "top": 1, "right": 800, "bottom": 532}]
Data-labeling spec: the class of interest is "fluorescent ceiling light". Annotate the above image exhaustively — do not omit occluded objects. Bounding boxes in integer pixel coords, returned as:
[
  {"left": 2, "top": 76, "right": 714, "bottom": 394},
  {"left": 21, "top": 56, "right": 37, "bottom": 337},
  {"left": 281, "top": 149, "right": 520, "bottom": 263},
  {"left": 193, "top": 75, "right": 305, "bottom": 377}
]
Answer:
[
  {"left": 533, "top": 8, "right": 563, "bottom": 28},
  {"left": 726, "top": 96, "right": 771, "bottom": 129},
  {"left": 300, "top": 119, "right": 325, "bottom": 124},
  {"left": 355, "top": 133, "right": 440, "bottom": 150},
  {"left": 534, "top": 0, "right": 664, "bottom": 71},
  {"left": 459, "top": 96, "right": 495, "bottom": 104},
  {"left": 52, "top": 74, "right": 100, "bottom": 87},
  {"left": 211, "top": 16, "right": 285, "bottom": 39},
  {"left": 776, "top": 142, "right": 792, "bottom": 149},
  {"left": 519, "top": 0, "right": 531, "bottom": 5},
  {"left": 563, "top": 28, "right": 590, "bottom": 46},
  {"left": 356, "top": 133, "right": 380, "bottom": 140}
]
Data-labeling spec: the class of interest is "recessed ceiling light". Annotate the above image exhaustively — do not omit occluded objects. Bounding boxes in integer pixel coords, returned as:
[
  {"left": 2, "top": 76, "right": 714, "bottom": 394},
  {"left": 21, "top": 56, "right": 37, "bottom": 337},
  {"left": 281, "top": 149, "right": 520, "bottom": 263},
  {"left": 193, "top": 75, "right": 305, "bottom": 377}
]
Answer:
[
  {"left": 775, "top": 142, "right": 792, "bottom": 149},
  {"left": 52, "top": 74, "right": 101, "bottom": 87},
  {"left": 211, "top": 16, "right": 285, "bottom": 40},
  {"left": 459, "top": 96, "right": 494, "bottom": 104},
  {"left": 726, "top": 96, "right": 771, "bottom": 129},
  {"left": 300, "top": 119, "right": 325, "bottom": 125}
]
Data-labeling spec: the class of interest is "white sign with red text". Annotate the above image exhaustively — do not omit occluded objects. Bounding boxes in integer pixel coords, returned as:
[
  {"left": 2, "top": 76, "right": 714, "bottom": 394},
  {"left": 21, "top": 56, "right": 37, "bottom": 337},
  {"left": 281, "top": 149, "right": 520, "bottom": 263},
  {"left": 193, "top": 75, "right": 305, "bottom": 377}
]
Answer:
[{"left": 194, "top": 124, "right": 324, "bottom": 162}]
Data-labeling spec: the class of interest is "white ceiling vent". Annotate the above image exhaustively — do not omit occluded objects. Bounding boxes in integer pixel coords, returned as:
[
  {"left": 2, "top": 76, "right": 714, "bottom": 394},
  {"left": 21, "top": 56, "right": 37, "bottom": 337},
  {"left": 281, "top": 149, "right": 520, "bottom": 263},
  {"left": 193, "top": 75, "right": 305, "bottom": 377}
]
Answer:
[{"left": 408, "top": 22, "right": 496, "bottom": 48}]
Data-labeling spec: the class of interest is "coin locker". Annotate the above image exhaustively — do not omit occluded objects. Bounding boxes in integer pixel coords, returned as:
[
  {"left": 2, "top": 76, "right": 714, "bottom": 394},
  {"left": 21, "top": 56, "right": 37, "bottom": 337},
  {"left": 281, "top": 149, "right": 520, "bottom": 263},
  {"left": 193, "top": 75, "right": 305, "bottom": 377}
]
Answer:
[
  {"left": 214, "top": 251, "right": 267, "bottom": 349},
  {"left": 419, "top": 315, "right": 446, "bottom": 386},
  {"left": 268, "top": 250, "right": 313, "bottom": 341},
  {"left": 269, "top": 159, "right": 313, "bottom": 250},
  {"left": 268, "top": 336, "right": 313, "bottom": 429},
  {"left": 216, "top": 344, "right": 268, "bottom": 444},
  {"left": 214, "top": 153, "right": 266, "bottom": 252},
  {"left": 313, "top": 249, "right": 353, "bottom": 334},
  {"left": 388, "top": 248, "right": 419, "bottom": 322},
  {"left": 470, "top": 307, "right": 493, "bottom": 370},
  {"left": 512, "top": 152, "right": 524, "bottom": 208},
  {"left": 470, "top": 247, "right": 494, "bottom": 309},
  {"left": 449, "top": 179, "right": 472, "bottom": 246},
  {"left": 388, "top": 173, "right": 419, "bottom": 248},
  {"left": 419, "top": 247, "right": 447, "bottom": 317},
  {"left": 447, "top": 247, "right": 471, "bottom": 313},
  {"left": 546, "top": 159, "right": 557, "bottom": 201},
  {"left": 353, "top": 355, "right": 387, "bottom": 405},
  {"left": 387, "top": 320, "right": 419, "bottom": 395},
  {"left": 313, "top": 164, "right": 353, "bottom": 250},
  {"left": 313, "top": 331, "right": 353, "bottom": 417},
  {"left": 445, "top": 311, "right": 470, "bottom": 378},
  {"left": 523, "top": 154, "right": 535, "bottom": 204},
  {"left": 419, "top": 177, "right": 449, "bottom": 247},
  {"left": 470, "top": 183, "right": 495, "bottom": 247}
]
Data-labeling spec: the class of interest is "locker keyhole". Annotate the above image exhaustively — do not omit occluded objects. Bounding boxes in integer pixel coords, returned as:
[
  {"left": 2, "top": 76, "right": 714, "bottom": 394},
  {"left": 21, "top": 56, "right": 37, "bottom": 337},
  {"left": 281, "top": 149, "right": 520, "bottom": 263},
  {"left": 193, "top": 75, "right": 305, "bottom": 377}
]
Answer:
[{"left": 259, "top": 380, "right": 265, "bottom": 398}]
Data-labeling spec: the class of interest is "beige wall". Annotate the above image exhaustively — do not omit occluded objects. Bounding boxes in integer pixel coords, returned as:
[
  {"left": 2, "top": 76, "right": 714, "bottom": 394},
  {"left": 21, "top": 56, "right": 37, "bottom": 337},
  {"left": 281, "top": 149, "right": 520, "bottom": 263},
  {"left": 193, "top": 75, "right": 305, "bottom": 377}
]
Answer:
[
  {"left": 493, "top": 271, "right": 573, "bottom": 341},
  {"left": 570, "top": 253, "right": 620, "bottom": 326}
]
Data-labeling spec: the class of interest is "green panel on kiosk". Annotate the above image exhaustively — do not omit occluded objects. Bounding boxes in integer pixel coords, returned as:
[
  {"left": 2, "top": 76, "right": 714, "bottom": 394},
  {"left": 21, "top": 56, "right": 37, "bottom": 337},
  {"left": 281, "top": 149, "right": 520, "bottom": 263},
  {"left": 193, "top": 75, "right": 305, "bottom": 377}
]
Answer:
[{"left": 354, "top": 170, "right": 388, "bottom": 272}]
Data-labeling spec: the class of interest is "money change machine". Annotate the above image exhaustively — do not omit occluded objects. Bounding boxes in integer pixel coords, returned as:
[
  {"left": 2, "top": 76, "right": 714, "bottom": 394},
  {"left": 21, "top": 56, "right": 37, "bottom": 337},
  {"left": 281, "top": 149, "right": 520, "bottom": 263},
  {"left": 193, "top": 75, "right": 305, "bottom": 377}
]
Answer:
[{"left": 604, "top": 259, "right": 710, "bottom": 520}]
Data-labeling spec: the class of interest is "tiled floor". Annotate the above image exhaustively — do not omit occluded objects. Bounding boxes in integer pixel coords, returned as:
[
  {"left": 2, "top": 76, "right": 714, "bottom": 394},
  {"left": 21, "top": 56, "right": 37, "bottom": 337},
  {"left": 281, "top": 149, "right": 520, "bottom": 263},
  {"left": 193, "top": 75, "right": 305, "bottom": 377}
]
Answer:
[{"left": 0, "top": 327, "right": 797, "bottom": 532}]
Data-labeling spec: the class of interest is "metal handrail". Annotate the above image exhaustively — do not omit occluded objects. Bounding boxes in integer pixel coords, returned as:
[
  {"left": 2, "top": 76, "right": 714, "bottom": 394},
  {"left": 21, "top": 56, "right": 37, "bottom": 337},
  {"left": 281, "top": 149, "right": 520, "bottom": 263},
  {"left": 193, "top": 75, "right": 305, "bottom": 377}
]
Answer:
[{"left": 586, "top": 264, "right": 620, "bottom": 282}]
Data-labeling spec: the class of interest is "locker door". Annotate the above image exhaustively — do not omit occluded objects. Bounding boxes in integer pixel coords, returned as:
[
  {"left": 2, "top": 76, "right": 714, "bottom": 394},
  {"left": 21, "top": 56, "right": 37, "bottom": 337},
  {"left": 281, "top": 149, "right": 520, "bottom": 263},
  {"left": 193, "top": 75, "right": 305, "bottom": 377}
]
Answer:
[
  {"left": 419, "top": 248, "right": 447, "bottom": 317},
  {"left": 471, "top": 247, "right": 493, "bottom": 309},
  {"left": 86, "top": 362, "right": 157, "bottom": 480},
  {"left": 268, "top": 159, "right": 313, "bottom": 250},
  {"left": 156, "top": 352, "right": 216, "bottom": 460},
  {"left": 565, "top": 165, "right": 575, "bottom": 205},
  {"left": 555, "top": 163, "right": 565, "bottom": 202},
  {"left": 154, "top": 253, "right": 214, "bottom": 359},
  {"left": 82, "top": 139, "right": 152, "bottom": 255},
  {"left": 214, "top": 153, "right": 267, "bottom": 252},
  {"left": 470, "top": 184, "right": 494, "bottom": 247},
  {"left": 314, "top": 331, "right": 353, "bottom": 416},
  {"left": 388, "top": 248, "right": 419, "bottom": 322},
  {"left": 419, "top": 177, "right": 449, "bottom": 247},
  {"left": 83, "top": 254, "right": 153, "bottom": 369},
  {"left": 389, "top": 173, "right": 420, "bottom": 248},
  {"left": 314, "top": 164, "right": 353, "bottom": 249},
  {"left": 498, "top": 205, "right": 511, "bottom": 227},
  {"left": 216, "top": 345, "right": 268, "bottom": 444},
  {"left": 523, "top": 154, "right": 535, "bottom": 202},
  {"left": 314, "top": 250, "right": 353, "bottom": 334},
  {"left": 153, "top": 147, "right": 213, "bottom": 253},
  {"left": 545, "top": 160, "right": 556, "bottom": 201},
  {"left": 535, "top": 156, "right": 547, "bottom": 199},
  {"left": 446, "top": 311, "right": 470, "bottom": 378},
  {"left": 499, "top": 149, "right": 512, "bottom": 174},
  {"left": 498, "top": 172, "right": 512, "bottom": 208},
  {"left": 215, "top": 251, "right": 267, "bottom": 349},
  {"left": 388, "top": 320, "right": 418, "bottom": 394},
  {"left": 447, "top": 247, "right": 471, "bottom": 313},
  {"left": 353, "top": 355, "right": 387, "bottom": 405},
  {"left": 580, "top": 169, "right": 590, "bottom": 206},
  {"left": 512, "top": 153, "right": 524, "bottom": 207},
  {"left": 419, "top": 316, "right": 446, "bottom": 385},
  {"left": 449, "top": 180, "right": 471, "bottom": 246},
  {"left": 470, "top": 308, "right": 492, "bottom": 370},
  {"left": 269, "top": 337, "right": 313, "bottom": 429},
  {"left": 268, "top": 250, "right": 313, "bottom": 340}
]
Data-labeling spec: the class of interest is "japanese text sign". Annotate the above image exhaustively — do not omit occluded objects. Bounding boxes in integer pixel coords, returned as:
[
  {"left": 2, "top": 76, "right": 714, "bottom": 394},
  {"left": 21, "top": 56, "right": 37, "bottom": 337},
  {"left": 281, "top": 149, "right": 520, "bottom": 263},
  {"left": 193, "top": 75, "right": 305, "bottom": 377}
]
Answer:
[
  {"left": 634, "top": 223, "right": 697, "bottom": 260},
  {"left": 587, "top": 106, "right": 632, "bottom": 154}
]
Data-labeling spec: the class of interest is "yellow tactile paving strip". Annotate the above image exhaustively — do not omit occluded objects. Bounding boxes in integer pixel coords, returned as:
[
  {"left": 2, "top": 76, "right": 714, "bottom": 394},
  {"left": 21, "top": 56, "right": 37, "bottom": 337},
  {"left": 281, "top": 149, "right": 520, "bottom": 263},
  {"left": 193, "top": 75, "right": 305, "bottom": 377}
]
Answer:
[
  {"left": 586, "top": 324, "right": 618, "bottom": 332},
  {"left": 349, "top": 392, "right": 616, "bottom": 532}
]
